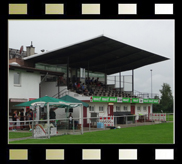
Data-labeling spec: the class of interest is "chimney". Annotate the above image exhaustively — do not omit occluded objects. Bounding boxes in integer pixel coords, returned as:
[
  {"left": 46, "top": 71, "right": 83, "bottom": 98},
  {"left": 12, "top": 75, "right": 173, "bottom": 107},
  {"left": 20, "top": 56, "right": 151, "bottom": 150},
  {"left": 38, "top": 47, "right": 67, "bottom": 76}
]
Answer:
[{"left": 26, "top": 41, "right": 35, "bottom": 56}]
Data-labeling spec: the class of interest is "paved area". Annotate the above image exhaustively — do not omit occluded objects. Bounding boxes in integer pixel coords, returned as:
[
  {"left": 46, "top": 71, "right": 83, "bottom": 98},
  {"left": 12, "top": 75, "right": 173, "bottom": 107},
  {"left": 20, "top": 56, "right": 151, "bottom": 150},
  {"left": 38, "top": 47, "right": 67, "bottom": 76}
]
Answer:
[{"left": 9, "top": 136, "right": 33, "bottom": 142}]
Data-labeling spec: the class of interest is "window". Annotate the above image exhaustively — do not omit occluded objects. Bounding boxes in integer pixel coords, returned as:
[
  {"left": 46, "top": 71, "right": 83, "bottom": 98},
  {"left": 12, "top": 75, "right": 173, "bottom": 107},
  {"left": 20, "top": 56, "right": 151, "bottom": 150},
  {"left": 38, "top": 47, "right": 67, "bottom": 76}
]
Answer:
[
  {"left": 124, "top": 106, "right": 128, "bottom": 110},
  {"left": 116, "top": 106, "right": 121, "bottom": 111},
  {"left": 137, "top": 106, "right": 141, "bottom": 111},
  {"left": 143, "top": 106, "right": 147, "bottom": 111},
  {"left": 99, "top": 106, "right": 104, "bottom": 112},
  {"left": 80, "top": 68, "right": 85, "bottom": 78},
  {"left": 44, "top": 76, "right": 57, "bottom": 82},
  {"left": 89, "top": 106, "right": 94, "bottom": 112},
  {"left": 14, "top": 72, "right": 20, "bottom": 86},
  {"left": 56, "top": 76, "right": 66, "bottom": 86}
]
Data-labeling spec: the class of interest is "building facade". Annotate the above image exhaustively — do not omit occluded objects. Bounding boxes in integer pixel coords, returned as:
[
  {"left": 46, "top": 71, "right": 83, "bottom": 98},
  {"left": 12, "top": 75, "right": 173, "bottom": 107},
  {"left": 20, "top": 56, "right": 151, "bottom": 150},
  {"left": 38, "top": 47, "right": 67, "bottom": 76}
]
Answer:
[{"left": 8, "top": 35, "right": 166, "bottom": 129}]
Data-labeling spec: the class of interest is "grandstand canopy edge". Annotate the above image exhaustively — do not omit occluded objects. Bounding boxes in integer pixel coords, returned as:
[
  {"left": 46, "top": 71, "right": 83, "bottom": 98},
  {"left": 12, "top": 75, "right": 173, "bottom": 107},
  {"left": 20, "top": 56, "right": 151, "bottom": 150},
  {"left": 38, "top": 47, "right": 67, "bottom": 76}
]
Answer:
[{"left": 23, "top": 35, "right": 169, "bottom": 88}]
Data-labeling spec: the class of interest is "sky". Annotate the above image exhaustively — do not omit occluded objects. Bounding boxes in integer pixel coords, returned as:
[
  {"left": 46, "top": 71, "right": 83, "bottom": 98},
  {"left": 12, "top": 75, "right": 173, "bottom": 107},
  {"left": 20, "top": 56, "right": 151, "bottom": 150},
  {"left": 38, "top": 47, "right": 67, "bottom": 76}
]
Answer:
[{"left": 8, "top": 20, "right": 174, "bottom": 98}]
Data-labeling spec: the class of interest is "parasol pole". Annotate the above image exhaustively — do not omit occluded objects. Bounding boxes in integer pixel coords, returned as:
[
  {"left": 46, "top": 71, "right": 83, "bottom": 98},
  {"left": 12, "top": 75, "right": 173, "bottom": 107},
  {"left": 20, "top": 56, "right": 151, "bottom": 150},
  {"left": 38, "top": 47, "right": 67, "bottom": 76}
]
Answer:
[
  {"left": 32, "top": 105, "right": 35, "bottom": 138},
  {"left": 66, "top": 106, "right": 69, "bottom": 133},
  {"left": 81, "top": 104, "right": 83, "bottom": 134},
  {"left": 47, "top": 102, "right": 50, "bottom": 139}
]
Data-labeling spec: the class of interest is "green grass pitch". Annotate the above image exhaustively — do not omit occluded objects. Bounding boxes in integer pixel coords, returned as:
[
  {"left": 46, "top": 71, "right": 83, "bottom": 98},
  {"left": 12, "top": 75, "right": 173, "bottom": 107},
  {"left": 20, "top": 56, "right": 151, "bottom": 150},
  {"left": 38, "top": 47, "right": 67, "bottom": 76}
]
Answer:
[{"left": 9, "top": 122, "right": 173, "bottom": 144}]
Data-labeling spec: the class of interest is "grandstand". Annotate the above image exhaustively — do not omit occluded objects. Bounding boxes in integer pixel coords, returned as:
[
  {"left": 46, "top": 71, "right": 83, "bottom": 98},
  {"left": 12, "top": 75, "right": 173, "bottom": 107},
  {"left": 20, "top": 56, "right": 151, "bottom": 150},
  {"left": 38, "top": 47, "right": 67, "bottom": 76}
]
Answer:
[
  {"left": 23, "top": 35, "right": 168, "bottom": 100},
  {"left": 68, "top": 83, "right": 137, "bottom": 98},
  {"left": 9, "top": 35, "right": 169, "bottom": 129}
]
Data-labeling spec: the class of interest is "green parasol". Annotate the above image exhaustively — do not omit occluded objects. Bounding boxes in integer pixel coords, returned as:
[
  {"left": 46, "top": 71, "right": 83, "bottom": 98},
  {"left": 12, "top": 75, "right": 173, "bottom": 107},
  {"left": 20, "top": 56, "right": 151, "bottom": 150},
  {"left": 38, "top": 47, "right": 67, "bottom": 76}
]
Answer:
[
  {"left": 59, "top": 95, "right": 89, "bottom": 107},
  {"left": 15, "top": 96, "right": 73, "bottom": 107}
]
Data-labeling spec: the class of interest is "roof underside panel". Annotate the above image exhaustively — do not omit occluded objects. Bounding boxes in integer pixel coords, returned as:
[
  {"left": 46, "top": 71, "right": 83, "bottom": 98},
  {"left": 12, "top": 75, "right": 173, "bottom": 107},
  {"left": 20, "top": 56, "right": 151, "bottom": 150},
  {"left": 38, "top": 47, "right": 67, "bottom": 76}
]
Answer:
[{"left": 24, "top": 36, "right": 169, "bottom": 74}]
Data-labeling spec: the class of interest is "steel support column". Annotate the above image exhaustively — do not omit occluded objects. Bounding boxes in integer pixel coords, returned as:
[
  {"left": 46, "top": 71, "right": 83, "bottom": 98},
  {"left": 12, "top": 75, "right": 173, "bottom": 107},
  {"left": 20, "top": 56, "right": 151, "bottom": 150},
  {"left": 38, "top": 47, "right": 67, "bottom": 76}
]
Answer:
[
  {"left": 58, "top": 76, "right": 60, "bottom": 98},
  {"left": 105, "top": 65, "right": 107, "bottom": 88},
  {"left": 132, "top": 69, "right": 134, "bottom": 95},
  {"left": 76, "top": 68, "right": 77, "bottom": 79},
  {"left": 88, "top": 61, "right": 89, "bottom": 78},
  {"left": 39, "top": 85, "right": 41, "bottom": 98},
  {"left": 67, "top": 57, "right": 69, "bottom": 89},
  {"left": 119, "top": 69, "right": 121, "bottom": 92},
  {"left": 115, "top": 76, "right": 116, "bottom": 86}
]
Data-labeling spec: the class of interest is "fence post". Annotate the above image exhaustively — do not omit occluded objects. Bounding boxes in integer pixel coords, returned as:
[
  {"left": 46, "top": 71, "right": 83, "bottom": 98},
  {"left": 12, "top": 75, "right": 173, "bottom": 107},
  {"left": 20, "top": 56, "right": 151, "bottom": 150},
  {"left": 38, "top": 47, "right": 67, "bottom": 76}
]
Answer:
[
  {"left": 113, "top": 116, "right": 114, "bottom": 128},
  {"left": 152, "top": 114, "right": 153, "bottom": 124},
  {"left": 66, "top": 118, "right": 68, "bottom": 135},
  {"left": 126, "top": 115, "right": 127, "bottom": 127},
  {"left": 103, "top": 117, "right": 105, "bottom": 130},
  {"left": 81, "top": 104, "right": 83, "bottom": 135},
  {"left": 164, "top": 113, "right": 165, "bottom": 122},
  {"left": 116, "top": 116, "right": 117, "bottom": 127},
  {"left": 89, "top": 117, "right": 90, "bottom": 132},
  {"left": 32, "top": 120, "right": 34, "bottom": 138},
  {"left": 159, "top": 113, "right": 160, "bottom": 122},
  {"left": 73, "top": 119, "right": 74, "bottom": 134},
  {"left": 144, "top": 115, "right": 145, "bottom": 125}
]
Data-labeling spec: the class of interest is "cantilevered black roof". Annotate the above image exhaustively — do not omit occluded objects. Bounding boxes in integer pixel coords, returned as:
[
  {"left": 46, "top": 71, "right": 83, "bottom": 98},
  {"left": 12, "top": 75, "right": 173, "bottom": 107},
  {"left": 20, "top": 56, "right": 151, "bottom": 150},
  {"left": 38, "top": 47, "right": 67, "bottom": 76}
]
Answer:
[{"left": 24, "top": 35, "right": 169, "bottom": 75}]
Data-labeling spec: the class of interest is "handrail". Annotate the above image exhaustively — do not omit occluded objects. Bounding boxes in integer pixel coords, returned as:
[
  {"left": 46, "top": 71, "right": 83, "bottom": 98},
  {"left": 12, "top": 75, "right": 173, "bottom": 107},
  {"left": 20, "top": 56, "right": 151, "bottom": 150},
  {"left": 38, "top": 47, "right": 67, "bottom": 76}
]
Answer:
[
  {"left": 52, "top": 88, "right": 67, "bottom": 98},
  {"left": 52, "top": 86, "right": 159, "bottom": 99},
  {"left": 134, "top": 90, "right": 159, "bottom": 99},
  {"left": 59, "top": 90, "right": 69, "bottom": 98}
]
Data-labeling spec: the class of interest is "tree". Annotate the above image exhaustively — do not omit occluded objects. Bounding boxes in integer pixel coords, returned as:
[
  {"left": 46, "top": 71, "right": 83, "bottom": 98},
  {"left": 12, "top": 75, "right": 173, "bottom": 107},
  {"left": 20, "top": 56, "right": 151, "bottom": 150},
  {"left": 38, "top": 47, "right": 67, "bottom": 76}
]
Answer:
[
  {"left": 160, "top": 83, "right": 173, "bottom": 112},
  {"left": 153, "top": 83, "right": 173, "bottom": 113},
  {"left": 153, "top": 95, "right": 161, "bottom": 113}
]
